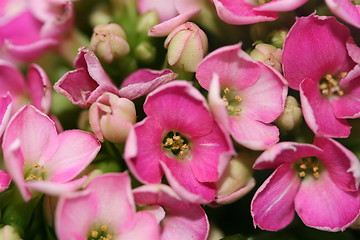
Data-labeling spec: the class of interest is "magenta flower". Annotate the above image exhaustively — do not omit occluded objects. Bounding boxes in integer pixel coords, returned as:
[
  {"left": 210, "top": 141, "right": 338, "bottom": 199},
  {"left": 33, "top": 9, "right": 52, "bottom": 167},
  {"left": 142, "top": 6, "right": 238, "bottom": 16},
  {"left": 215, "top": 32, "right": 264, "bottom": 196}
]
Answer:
[
  {"left": 0, "top": 0, "right": 74, "bottom": 62},
  {"left": 118, "top": 69, "right": 178, "bottom": 100},
  {"left": 212, "top": 0, "right": 307, "bottom": 25},
  {"left": 251, "top": 136, "right": 360, "bottom": 231},
  {"left": 282, "top": 14, "right": 360, "bottom": 138},
  {"left": 0, "top": 59, "right": 52, "bottom": 114},
  {"left": 54, "top": 46, "right": 119, "bottom": 108},
  {"left": 196, "top": 43, "right": 287, "bottom": 150},
  {"left": 56, "top": 172, "right": 160, "bottom": 240},
  {"left": 2, "top": 105, "right": 101, "bottom": 201},
  {"left": 325, "top": 0, "right": 360, "bottom": 28},
  {"left": 133, "top": 184, "right": 209, "bottom": 240},
  {"left": 124, "top": 81, "right": 234, "bottom": 204}
]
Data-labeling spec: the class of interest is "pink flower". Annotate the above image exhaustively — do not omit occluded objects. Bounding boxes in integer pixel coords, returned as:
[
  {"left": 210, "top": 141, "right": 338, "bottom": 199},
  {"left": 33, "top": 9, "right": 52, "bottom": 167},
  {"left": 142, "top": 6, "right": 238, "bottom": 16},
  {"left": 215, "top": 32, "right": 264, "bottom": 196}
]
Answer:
[
  {"left": 196, "top": 43, "right": 287, "bottom": 150},
  {"left": 0, "top": 0, "right": 74, "bottom": 62},
  {"left": 325, "top": 0, "right": 360, "bottom": 28},
  {"left": 54, "top": 46, "right": 119, "bottom": 108},
  {"left": 56, "top": 172, "right": 160, "bottom": 240},
  {"left": 0, "top": 59, "right": 52, "bottom": 115},
  {"left": 133, "top": 184, "right": 209, "bottom": 240},
  {"left": 124, "top": 81, "right": 234, "bottom": 204},
  {"left": 212, "top": 0, "right": 307, "bottom": 25},
  {"left": 138, "top": 0, "right": 201, "bottom": 37},
  {"left": 119, "top": 69, "right": 178, "bottom": 100},
  {"left": 251, "top": 137, "right": 360, "bottom": 231},
  {"left": 2, "top": 105, "right": 101, "bottom": 201},
  {"left": 0, "top": 170, "right": 11, "bottom": 192},
  {"left": 282, "top": 14, "right": 360, "bottom": 138}
]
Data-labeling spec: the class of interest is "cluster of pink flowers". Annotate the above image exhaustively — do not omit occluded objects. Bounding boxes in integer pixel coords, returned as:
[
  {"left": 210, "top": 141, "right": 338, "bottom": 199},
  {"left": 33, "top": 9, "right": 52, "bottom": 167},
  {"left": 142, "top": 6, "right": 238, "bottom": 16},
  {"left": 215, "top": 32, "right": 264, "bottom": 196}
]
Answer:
[{"left": 0, "top": 0, "right": 360, "bottom": 239}]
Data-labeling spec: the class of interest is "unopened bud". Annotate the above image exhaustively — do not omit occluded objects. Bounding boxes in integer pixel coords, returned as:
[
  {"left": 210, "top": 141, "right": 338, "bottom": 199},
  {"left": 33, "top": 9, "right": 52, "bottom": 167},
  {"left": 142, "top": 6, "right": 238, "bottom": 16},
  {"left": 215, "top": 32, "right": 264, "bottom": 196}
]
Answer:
[
  {"left": 89, "top": 5, "right": 112, "bottom": 27},
  {"left": 215, "top": 154, "right": 255, "bottom": 205},
  {"left": 275, "top": 96, "right": 302, "bottom": 131},
  {"left": 250, "top": 43, "right": 282, "bottom": 73},
  {"left": 165, "top": 22, "right": 208, "bottom": 72},
  {"left": 270, "top": 29, "right": 288, "bottom": 49},
  {"left": 89, "top": 92, "right": 136, "bottom": 143},
  {"left": 0, "top": 225, "right": 22, "bottom": 240},
  {"left": 90, "top": 23, "right": 130, "bottom": 63},
  {"left": 135, "top": 41, "right": 156, "bottom": 64}
]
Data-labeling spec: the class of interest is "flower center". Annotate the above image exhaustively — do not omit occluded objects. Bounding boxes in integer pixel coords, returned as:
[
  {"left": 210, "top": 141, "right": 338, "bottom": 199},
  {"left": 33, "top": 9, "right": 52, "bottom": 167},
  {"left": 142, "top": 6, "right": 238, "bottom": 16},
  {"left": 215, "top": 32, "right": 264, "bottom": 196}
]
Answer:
[
  {"left": 221, "top": 87, "right": 242, "bottom": 116},
  {"left": 24, "top": 163, "right": 46, "bottom": 182},
  {"left": 319, "top": 72, "right": 347, "bottom": 96},
  {"left": 162, "top": 131, "right": 190, "bottom": 159},
  {"left": 294, "top": 157, "right": 322, "bottom": 179},
  {"left": 351, "top": 0, "right": 360, "bottom": 5},
  {"left": 88, "top": 225, "right": 113, "bottom": 240},
  {"left": 257, "top": 0, "right": 271, "bottom": 5}
]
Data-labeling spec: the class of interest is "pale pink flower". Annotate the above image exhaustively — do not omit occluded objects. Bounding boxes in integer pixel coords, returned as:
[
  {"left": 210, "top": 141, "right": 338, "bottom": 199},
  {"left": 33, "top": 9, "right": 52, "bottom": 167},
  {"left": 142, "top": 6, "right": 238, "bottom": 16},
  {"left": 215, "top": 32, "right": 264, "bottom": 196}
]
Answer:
[
  {"left": 0, "top": 0, "right": 74, "bottom": 62},
  {"left": 0, "top": 93, "right": 12, "bottom": 138},
  {"left": 212, "top": 0, "right": 308, "bottom": 25},
  {"left": 282, "top": 14, "right": 360, "bottom": 138},
  {"left": 325, "top": 0, "right": 360, "bottom": 28},
  {"left": 56, "top": 172, "right": 160, "bottom": 240},
  {"left": 196, "top": 43, "right": 287, "bottom": 150},
  {"left": 54, "top": 46, "right": 119, "bottom": 108},
  {"left": 251, "top": 137, "right": 360, "bottom": 231},
  {"left": 133, "top": 184, "right": 209, "bottom": 240},
  {"left": 138, "top": 0, "right": 201, "bottom": 37},
  {"left": 0, "top": 59, "right": 52, "bottom": 115},
  {"left": 124, "top": 81, "right": 234, "bottom": 204},
  {"left": 2, "top": 105, "right": 101, "bottom": 201}
]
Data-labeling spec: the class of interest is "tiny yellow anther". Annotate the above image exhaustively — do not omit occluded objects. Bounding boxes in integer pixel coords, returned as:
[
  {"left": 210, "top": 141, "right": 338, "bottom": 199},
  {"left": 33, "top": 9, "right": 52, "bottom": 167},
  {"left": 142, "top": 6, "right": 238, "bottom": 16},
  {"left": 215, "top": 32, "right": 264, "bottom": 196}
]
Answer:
[
  {"left": 313, "top": 166, "right": 319, "bottom": 172},
  {"left": 299, "top": 171, "right": 306, "bottom": 178},
  {"left": 33, "top": 164, "right": 39, "bottom": 168},
  {"left": 235, "top": 95, "right": 242, "bottom": 102},
  {"left": 101, "top": 225, "right": 107, "bottom": 231},
  {"left": 313, "top": 172, "right": 320, "bottom": 178},
  {"left": 300, "top": 163, "right": 307, "bottom": 170},
  {"left": 224, "top": 88, "right": 230, "bottom": 94}
]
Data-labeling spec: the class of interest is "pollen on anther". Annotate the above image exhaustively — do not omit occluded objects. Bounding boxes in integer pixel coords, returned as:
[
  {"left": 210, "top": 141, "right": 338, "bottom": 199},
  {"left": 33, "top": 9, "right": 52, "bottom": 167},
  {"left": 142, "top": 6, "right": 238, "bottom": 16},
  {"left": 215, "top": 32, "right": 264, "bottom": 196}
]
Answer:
[
  {"left": 101, "top": 225, "right": 107, "bottom": 231},
  {"left": 91, "top": 230, "right": 99, "bottom": 238},
  {"left": 299, "top": 171, "right": 306, "bottom": 178},
  {"left": 224, "top": 88, "right": 230, "bottom": 94}
]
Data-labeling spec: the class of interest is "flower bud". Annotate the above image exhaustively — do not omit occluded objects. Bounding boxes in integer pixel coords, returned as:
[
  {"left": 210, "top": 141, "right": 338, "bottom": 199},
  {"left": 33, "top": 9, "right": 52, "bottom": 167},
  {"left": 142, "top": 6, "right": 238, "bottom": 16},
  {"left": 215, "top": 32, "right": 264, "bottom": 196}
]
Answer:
[
  {"left": 275, "top": 96, "right": 302, "bottom": 131},
  {"left": 135, "top": 41, "right": 156, "bottom": 64},
  {"left": 136, "top": 10, "right": 159, "bottom": 33},
  {"left": 90, "top": 23, "right": 130, "bottom": 63},
  {"left": 89, "top": 92, "right": 136, "bottom": 143},
  {"left": 215, "top": 153, "right": 255, "bottom": 205},
  {"left": 0, "top": 225, "right": 22, "bottom": 240},
  {"left": 250, "top": 43, "right": 282, "bottom": 73},
  {"left": 165, "top": 22, "right": 208, "bottom": 72},
  {"left": 270, "top": 29, "right": 288, "bottom": 49}
]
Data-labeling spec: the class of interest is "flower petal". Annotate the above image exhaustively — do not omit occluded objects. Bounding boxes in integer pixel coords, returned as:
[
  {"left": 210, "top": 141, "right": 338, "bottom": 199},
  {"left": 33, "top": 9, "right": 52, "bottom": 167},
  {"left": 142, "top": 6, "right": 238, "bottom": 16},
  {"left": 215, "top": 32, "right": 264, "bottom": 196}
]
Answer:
[
  {"left": 253, "top": 142, "right": 323, "bottom": 170},
  {"left": 314, "top": 136, "right": 360, "bottom": 192},
  {"left": 300, "top": 77, "right": 351, "bottom": 138},
  {"left": 295, "top": 170, "right": 360, "bottom": 231},
  {"left": 119, "top": 211, "right": 160, "bottom": 240},
  {"left": 0, "top": 93, "right": 12, "bottom": 138},
  {"left": 251, "top": 164, "right": 300, "bottom": 231},
  {"left": 45, "top": 130, "right": 100, "bottom": 183},
  {"left": 325, "top": 0, "right": 360, "bottom": 28}
]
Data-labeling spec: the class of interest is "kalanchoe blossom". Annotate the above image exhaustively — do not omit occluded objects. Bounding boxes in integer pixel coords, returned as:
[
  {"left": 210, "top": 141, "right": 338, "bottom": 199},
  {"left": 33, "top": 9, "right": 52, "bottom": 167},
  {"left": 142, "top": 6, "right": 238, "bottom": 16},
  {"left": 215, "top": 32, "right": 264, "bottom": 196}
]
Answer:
[
  {"left": 119, "top": 69, "right": 178, "bottom": 100},
  {"left": 56, "top": 172, "right": 160, "bottom": 240},
  {"left": 282, "top": 14, "right": 360, "bottom": 138},
  {"left": 0, "top": 170, "right": 11, "bottom": 192},
  {"left": 89, "top": 92, "right": 136, "bottom": 143},
  {"left": 196, "top": 43, "right": 287, "bottom": 150},
  {"left": 251, "top": 137, "right": 360, "bottom": 231},
  {"left": 125, "top": 81, "right": 234, "bottom": 204},
  {"left": 0, "top": 59, "right": 52, "bottom": 114},
  {"left": 54, "top": 46, "right": 119, "bottom": 108},
  {"left": 133, "top": 184, "right": 209, "bottom": 240},
  {"left": 325, "top": 0, "right": 360, "bottom": 28},
  {"left": 2, "top": 105, "right": 101, "bottom": 201},
  {"left": 0, "top": 0, "right": 74, "bottom": 62},
  {"left": 139, "top": 0, "right": 201, "bottom": 37},
  {"left": 211, "top": 0, "right": 307, "bottom": 25}
]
